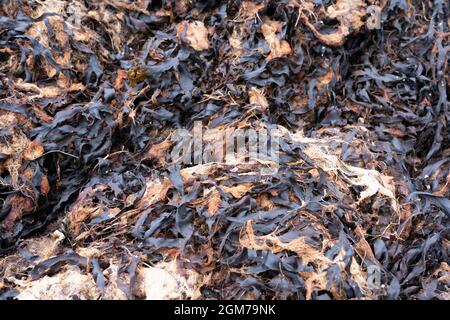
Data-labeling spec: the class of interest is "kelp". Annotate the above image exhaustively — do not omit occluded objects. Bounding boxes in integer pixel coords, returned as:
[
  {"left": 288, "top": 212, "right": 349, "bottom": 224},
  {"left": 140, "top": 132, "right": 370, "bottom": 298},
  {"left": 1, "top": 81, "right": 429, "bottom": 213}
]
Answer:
[{"left": 0, "top": 0, "right": 448, "bottom": 300}]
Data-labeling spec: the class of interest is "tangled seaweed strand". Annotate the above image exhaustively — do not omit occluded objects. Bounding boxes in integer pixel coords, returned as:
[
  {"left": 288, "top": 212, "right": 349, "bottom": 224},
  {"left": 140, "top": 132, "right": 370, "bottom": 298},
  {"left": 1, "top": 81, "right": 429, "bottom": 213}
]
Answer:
[{"left": 0, "top": 0, "right": 448, "bottom": 300}]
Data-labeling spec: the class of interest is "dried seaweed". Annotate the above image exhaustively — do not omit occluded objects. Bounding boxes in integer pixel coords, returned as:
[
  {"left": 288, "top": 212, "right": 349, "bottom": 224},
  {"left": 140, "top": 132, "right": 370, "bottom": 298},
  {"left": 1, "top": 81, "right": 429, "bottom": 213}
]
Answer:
[{"left": 0, "top": 0, "right": 448, "bottom": 300}]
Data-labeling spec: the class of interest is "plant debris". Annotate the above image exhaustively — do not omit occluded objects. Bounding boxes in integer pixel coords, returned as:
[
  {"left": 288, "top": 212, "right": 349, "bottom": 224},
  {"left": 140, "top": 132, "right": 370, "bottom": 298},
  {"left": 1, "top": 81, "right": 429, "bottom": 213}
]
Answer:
[{"left": 0, "top": 0, "right": 449, "bottom": 300}]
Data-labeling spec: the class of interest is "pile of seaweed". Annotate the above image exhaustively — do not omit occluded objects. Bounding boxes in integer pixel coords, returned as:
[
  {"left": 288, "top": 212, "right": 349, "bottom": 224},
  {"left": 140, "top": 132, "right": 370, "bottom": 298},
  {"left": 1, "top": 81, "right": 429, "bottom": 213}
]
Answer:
[{"left": 0, "top": 0, "right": 449, "bottom": 300}]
